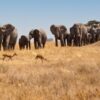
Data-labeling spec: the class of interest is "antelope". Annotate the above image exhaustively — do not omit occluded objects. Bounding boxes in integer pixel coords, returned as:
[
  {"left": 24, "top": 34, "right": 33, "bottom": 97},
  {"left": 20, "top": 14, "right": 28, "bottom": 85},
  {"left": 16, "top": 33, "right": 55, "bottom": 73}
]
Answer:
[
  {"left": 2, "top": 53, "right": 17, "bottom": 60},
  {"left": 35, "top": 54, "right": 48, "bottom": 63}
]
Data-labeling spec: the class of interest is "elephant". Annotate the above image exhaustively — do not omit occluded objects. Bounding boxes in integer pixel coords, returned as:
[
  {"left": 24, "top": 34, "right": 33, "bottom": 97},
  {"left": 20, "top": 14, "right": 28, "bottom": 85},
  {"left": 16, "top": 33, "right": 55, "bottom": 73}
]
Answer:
[
  {"left": 88, "top": 26, "right": 97, "bottom": 43},
  {"left": 85, "top": 24, "right": 100, "bottom": 43},
  {"left": 19, "top": 35, "right": 31, "bottom": 50},
  {"left": 1, "top": 24, "right": 18, "bottom": 50},
  {"left": 85, "top": 32, "right": 92, "bottom": 44},
  {"left": 29, "top": 29, "right": 47, "bottom": 49},
  {"left": 65, "top": 33, "right": 73, "bottom": 46},
  {"left": 0, "top": 27, "right": 5, "bottom": 50},
  {"left": 50, "top": 24, "right": 67, "bottom": 46},
  {"left": 96, "top": 28, "right": 100, "bottom": 41},
  {"left": 91, "top": 25, "right": 100, "bottom": 42},
  {"left": 70, "top": 24, "right": 88, "bottom": 46}
]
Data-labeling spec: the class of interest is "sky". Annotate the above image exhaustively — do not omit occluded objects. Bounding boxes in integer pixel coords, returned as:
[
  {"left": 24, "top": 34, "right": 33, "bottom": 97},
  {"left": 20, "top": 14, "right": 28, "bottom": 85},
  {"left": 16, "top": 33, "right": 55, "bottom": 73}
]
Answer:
[{"left": 0, "top": 0, "right": 100, "bottom": 38}]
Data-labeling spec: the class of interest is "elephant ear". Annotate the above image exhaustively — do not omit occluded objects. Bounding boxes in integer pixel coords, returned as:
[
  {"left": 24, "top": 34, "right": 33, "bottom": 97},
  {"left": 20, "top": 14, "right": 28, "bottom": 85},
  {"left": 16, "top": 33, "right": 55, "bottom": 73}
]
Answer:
[
  {"left": 70, "top": 27, "right": 73, "bottom": 34},
  {"left": 60, "top": 25, "right": 67, "bottom": 33},
  {"left": 50, "top": 25, "right": 57, "bottom": 35},
  {"left": 0, "top": 26, "right": 6, "bottom": 33},
  {"left": 29, "top": 30, "right": 34, "bottom": 39},
  {"left": 0, "top": 27, "right": 3, "bottom": 33}
]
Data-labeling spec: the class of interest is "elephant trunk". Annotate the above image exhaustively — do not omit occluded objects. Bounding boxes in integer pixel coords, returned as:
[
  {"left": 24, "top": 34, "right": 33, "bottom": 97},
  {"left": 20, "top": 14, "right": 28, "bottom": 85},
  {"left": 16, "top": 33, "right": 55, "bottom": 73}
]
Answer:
[
  {"left": 60, "top": 34, "right": 64, "bottom": 46},
  {"left": 55, "top": 37, "right": 58, "bottom": 46}
]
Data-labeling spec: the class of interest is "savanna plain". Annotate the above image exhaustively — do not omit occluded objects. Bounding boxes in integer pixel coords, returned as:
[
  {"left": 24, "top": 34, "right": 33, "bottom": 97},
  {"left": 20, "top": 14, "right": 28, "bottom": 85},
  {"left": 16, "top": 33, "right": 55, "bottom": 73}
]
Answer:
[{"left": 0, "top": 41, "right": 100, "bottom": 100}]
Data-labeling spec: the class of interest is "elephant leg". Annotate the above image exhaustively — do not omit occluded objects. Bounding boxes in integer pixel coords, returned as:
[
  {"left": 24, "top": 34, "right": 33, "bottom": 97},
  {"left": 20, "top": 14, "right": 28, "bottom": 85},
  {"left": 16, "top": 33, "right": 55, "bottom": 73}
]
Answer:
[
  {"left": 23, "top": 45, "right": 25, "bottom": 49},
  {"left": 60, "top": 39, "right": 64, "bottom": 46},
  {"left": 85, "top": 37, "right": 88, "bottom": 45},
  {"left": 42, "top": 42, "right": 45, "bottom": 48},
  {"left": 84, "top": 38, "right": 87, "bottom": 45},
  {"left": 34, "top": 40, "right": 38, "bottom": 49},
  {"left": 67, "top": 39, "right": 71, "bottom": 46},
  {"left": 39, "top": 38, "right": 42, "bottom": 48},
  {"left": 6, "top": 35, "right": 10, "bottom": 50},
  {"left": 60, "top": 35, "right": 64, "bottom": 46},
  {"left": 0, "top": 43, "right": 1, "bottom": 51},
  {"left": 64, "top": 38, "right": 66, "bottom": 46},
  {"left": 82, "top": 39, "right": 85, "bottom": 46},
  {"left": 98, "top": 34, "right": 100, "bottom": 41},
  {"left": 11, "top": 43, "right": 15, "bottom": 50},
  {"left": 21, "top": 46, "right": 23, "bottom": 50},
  {"left": 2, "top": 35, "right": 10, "bottom": 50},
  {"left": 77, "top": 40, "right": 79, "bottom": 46},
  {"left": 85, "top": 37, "right": 87, "bottom": 45},
  {"left": 0, "top": 43, "right": 1, "bottom": 50},
  {"left": 0, "top": 36, "right": 3, "bottom": 50},
  {"left": 74, "top": 37, "right": 77, "bottom": 46},
  {"left": 67, "top": 38, "right": 70, "bottom": 46},
  {"left": 88, "top": 36, "right": 91, "bottom": 44},
  {"left": 96, "top": 34, "right": 100, "bottom": 41},
  {"left": 34, "top": 40, "right": 36, "bottom": 49},
  {"left": 11, "top": 45, "right": 13, "bottom": 50},
  {"left": 95, "top": 34, "right": 98, "bottom": 41},
  {"left": 71, "top": 39, "right": 74, "bottom": 46},
  {"left": 26, "top": 44, "right": 28, "bottom": 49},
  {"left": 67, "top": 36, "right": 71, "bottom": 46},
  {"left": 55, "top": 37, "right": 58, "bottom": 46},
  {"left": 19, "top": 45, "right": 21, "bottom": 50},
  {"left": 76, "top": 36, "right": 81, "bottom": 46},
  {"left": 21, "top": 45, "right": 23, "bottom": 50},
  {"left": 76, "top": 37, "right": 79, "bottom": 46},
  {"left": 2, "top": 41, "right": 5, "bottom": 51},
  {"left": 70, "top": 37, "right": 73, "bottom": 46},
  {"left": 22, "top": 46, "right": 24, "bottom": 49},
  {"left": 79, "top": 37, "right": 82, "bottom": 46},
  {"left": 13, "top": 44, "right": 15, "bottom": 50},
  {"left": 2, "top": 45, "right": 5, "bottom": 51},
  {"left": 2, "top": 42, "right": 6, "bottom": 51},
  {"left": 8, "top": 44, "right": 11, "bottom": 50},
  {"left": 92, "top": 35, "right": 95, "bottom": 43},
  {"left": 38, "top": 41, "right": 42, "bottom": 48},
  {"left": 28, "top": 41, "right": 31, "bottom": 50}
]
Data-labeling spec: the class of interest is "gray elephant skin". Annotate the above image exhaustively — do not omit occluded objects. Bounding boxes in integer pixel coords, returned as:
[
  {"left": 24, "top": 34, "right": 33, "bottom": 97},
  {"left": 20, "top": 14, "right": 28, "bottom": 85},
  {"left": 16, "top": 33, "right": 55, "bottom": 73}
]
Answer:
[
  {"left": 50, "top": 24, "right": 67, "bottom": 47},
  {"left": 19, "top": 35, "right": 31, "bottom": 50},
  {"left": 1, "top": 24, "right": 18, "bottom": 50},
  {"left": 29, "top": 29, "right": 47, "bottom": 49},
  {"left": 0, "top": 27, "right": 4, "bottom": 50},
  {"left": 88, "top": 25, "right": 100, "bottom": 43},
  {"left": 70, "top": 24, "right": 89, "bottom": 46}
]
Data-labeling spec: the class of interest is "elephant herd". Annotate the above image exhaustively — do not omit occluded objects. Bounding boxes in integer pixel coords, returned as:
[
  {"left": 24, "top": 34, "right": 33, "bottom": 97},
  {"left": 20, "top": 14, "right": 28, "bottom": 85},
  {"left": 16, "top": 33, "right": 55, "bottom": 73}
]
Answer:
[
  {"left": 0, "top": 22, "right": 100, "bottom": 51},
  {"left": 69, "top": 24, "right": 100, "bottom": 46},
  {"left": 51, "top": 24, "right": 100, "bottom": 47}
]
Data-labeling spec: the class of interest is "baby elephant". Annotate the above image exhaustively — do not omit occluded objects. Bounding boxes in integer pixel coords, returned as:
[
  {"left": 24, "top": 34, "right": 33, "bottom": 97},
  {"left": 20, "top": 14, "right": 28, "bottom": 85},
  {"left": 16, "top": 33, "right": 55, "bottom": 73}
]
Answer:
[
  {"left": 19, "top": 35, "right": 31, "bottom": 50},
  {"left": 29, "top": 29, "right": 47, "bottom": 49}
]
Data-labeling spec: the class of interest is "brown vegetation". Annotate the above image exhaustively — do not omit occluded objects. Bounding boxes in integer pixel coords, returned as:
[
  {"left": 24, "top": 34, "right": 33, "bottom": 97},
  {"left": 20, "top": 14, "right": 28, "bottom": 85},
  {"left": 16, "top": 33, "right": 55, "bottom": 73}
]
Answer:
[{"left": 0, "top": 41, "right": 100, "bottom": 100}]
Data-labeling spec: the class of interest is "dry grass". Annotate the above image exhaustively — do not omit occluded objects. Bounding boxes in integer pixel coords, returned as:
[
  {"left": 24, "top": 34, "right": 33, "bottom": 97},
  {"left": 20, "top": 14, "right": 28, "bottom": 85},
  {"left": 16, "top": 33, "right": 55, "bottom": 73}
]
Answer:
[{"left": 0, "top": 41, "right": 100, "bottom": 100}]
